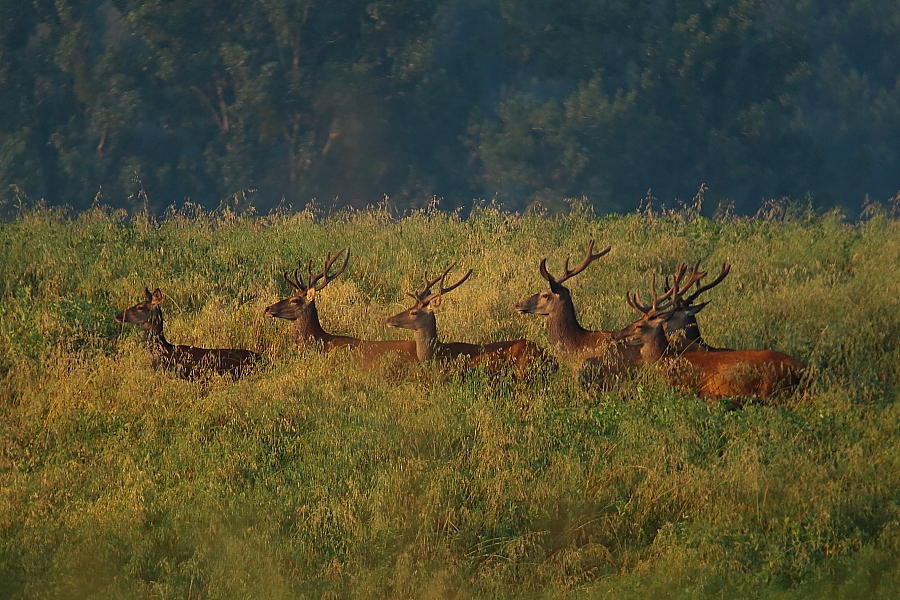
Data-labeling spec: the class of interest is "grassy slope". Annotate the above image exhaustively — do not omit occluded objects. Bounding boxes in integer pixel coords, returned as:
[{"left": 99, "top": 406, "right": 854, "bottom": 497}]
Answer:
[{"left": 0, "top": 202, "right": 898, "bottom": 599}]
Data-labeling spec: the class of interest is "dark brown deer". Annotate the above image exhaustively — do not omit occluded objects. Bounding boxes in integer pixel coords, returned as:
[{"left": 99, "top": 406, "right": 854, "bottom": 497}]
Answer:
[
  {"left": 264, "top": 248, "right": 417, "bottom": 365},
  {"left": 662, "top": 261, "right": 732, "bottom": 353},
  {"left": 386, "top": 263, "right": 556, "bottom": 376},
  {"left": 115, "top": 288, "right": 259, "bottom": 378},
  {"left": 514, "top": 240, "right": 640, "bottom": 366},
  {"left": 608, "top": 279, "right": 807, "bottom": 404}
]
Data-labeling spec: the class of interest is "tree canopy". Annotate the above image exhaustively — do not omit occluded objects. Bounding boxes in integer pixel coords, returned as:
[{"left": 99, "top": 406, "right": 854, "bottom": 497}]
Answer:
[{"left": 2, "top": 0, "right": 898, "bottom": 214}]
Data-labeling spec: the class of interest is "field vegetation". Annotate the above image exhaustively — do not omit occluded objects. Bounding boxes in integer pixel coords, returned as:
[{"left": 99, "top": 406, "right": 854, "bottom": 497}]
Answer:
[{"left": 1, "top": 200, "right": 899, "bottom": 599}]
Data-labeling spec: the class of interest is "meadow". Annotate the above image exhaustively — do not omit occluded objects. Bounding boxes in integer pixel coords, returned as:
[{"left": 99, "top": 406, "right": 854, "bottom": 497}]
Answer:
[{"left": 1, "top": 199, "right": 898, "bottom": 599}]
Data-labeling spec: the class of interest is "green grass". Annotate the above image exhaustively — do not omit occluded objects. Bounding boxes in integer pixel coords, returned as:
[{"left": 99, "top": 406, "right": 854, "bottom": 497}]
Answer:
[{"left": 1, "top": 201, "right": 899, "bottom": 599}]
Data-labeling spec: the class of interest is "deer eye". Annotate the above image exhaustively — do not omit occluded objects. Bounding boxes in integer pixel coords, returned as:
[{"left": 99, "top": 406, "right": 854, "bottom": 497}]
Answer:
[
  {"left": 540, "top": 293, "right": 550, "bottom": 299},
  {"left": 290, "top": 298, "right": 301, "bottom": 304},
  {"left": 409, "top": 310, "right": 419, "bottom": 316}
]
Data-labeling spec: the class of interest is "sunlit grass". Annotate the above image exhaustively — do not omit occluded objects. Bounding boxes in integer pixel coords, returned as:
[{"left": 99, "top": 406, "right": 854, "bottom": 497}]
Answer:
[{"left": 1, "top": 201, "right": 898, "bottom": 599}]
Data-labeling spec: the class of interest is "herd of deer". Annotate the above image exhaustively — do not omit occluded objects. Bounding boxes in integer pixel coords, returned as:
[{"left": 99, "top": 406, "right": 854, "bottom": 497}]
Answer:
[{"left": 115, "top": 240, "right": 808, "bottom": 405}]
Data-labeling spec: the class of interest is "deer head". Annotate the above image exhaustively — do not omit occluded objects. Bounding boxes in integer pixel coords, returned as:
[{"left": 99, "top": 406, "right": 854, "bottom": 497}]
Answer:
[
  {"left": 386, "top": 263, "right": 472, "bottom": 335},
  {"left": 264, "top": 247, "right": 349, "bottom": 321},
  {"left": 515, "top": 239, "right": 611, "bottom": 317},
  {"left": 115, "top": 287, "right": 165, "bottom": 334},
  {"left": 663, "top": 261, "right": 730, "bottom": 333},
  {"left": 611, "top": 275, "right": 703, "bottom": 361},
  {"left": 612, "top": 275, "right": 676, "bottom": 340}
]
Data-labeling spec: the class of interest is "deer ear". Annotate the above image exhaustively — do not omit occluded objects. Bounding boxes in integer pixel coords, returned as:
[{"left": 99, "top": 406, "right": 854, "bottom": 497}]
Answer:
[
  {"left": 150, "top": 289, "right": 164, "bottom": 305},
  {"left": 685, "top": 301, "right": 709, "bottom": 316},
  {"left": 429, "top": 295, "right": 442, "bottom": 309},
  {"left": 144, "top": 287, "right": 153, "bottom": 302},
  {"left": 305, "top": 287, "right": 316, "bottom": 302}
]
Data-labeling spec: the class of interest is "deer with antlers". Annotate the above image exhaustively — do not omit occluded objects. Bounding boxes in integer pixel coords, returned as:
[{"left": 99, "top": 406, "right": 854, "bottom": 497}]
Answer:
[
  {"left": 115, "top": 288, "right": 259, "bottom": 378},
  {"left": 514, "top": 240, "right": 641, "bottom": 369},
  {"left": 607, "top": 277, "right": 807, "bottom": 404},
  {"left": 386, "top": 263, "right": 555, "bottom": 376},
  {"left": 264, "top": 248, "right": 418, "bottom": 364},
  {"left": 662, "top": 261, "right": 733, "bottom": 353}
]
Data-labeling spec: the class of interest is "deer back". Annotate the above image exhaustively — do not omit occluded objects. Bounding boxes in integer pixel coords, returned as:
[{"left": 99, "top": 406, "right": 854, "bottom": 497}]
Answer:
[
  {"left": 471, "top": 339, "right": 558, "bottom": 377},
  {"left": 671, "top": 349, "right": 807, "bottom": 403},
  {"left": 164, "top": 344, "right": 259, "bottom": 378}
]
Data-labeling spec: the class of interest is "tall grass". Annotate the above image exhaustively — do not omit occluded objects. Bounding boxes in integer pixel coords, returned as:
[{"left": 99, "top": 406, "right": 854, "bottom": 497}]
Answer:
[{"left": 1, "top": 201, "right": 898, "bottom": 599}]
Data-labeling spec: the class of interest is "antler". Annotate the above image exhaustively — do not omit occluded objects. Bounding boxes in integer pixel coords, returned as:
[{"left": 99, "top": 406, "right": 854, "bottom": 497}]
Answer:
[
  {"left": 283, "top": 265, "right": 304, "bottom": 291},
  {"left": 410, "top": 262, "right": 472, "bottom": 303},
  {"left": 665, "top": 261, "right": 731, "bottom": 307},
  {"left": 626, "top": 274, "right": 674, "bottom": 315},
  {"left": 683, "top": 262, "right": 730, "bottom": 305},
  {"left": 282, "top": 247, "right": 350, "bottom": 292},
  {"left": 539, "top": 239, "right": 611, "bottom": 285},
  {"left": 308, "top": 247, "right": 350, "bottom": 291}
]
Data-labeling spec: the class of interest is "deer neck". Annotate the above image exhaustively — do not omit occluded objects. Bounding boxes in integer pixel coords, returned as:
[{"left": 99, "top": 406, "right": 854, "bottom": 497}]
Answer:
[
  {"left": 412, "top": 316, "right": 441, "bottom": 361},
  {"left": 671, "top": 321, "right": 711, "bottom": 352},
  {"left": 546, "top": 302, "right": 591, "bottom": 351},
  {"left": 291, "top": 302, "right": 330, "bottom": 345},
  {"left": 683, "top": 322, "right": 710, "bottom": 347},
  {"left": 143, "top": 309, "right": 174, "bottom": 353},
  {"left": 636, "top": 325, "right": 672, "bottom": 363}
]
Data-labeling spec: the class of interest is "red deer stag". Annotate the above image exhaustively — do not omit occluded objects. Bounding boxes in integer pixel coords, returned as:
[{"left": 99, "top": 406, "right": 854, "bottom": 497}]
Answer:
[
  {"left": 514, "top": 240, "right": 640, "bottom": 367},
  {"left": 609, "top": 278, "right": 807, "bottom": 405},
  {"left": 264, "top": 248, "right": 417, "bottom": 365},
  {"left": 662, "top": 261, "right": 732, "bottom": 353},
  {"left": 115, "top": 288, "right": 259, "bottom": 378},
  {"left": 386, "top": 263, "right": 555, "bottom": 376}
]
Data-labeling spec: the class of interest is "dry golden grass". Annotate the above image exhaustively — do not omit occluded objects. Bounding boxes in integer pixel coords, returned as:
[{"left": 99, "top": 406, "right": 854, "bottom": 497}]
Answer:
[{"left": 0, "top": 201, "right": 898, "bottom": 599}]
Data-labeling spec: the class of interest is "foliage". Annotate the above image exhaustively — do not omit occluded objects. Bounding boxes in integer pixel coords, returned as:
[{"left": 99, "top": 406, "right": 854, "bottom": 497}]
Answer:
[
  {"left": 1, "top": 1, "right": 899, "bottom": 215},
  {"left": 0, "top": 201, "right": 899, "bottom": 598}
]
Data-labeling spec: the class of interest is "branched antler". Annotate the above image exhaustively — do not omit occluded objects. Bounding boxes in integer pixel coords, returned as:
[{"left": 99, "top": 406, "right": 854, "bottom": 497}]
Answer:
[
  {"left": 626, "top": 274, "right": 675, "bottom": 316},
  {"left": 539, "top": 239, "right": 611, "bottom": 285},
  {"left": 409, "top": 262, "right": 472, "bottom": 303},
  {"left": 283, "top": 247, "right": 350, "bottom": 292},
  {"left": 665, "top": 261, "right": 730, "bottom": 307}
]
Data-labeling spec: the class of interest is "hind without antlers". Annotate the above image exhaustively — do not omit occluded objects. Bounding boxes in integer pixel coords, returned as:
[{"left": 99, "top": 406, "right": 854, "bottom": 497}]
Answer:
[
  {"left": 115, "top": 288, "right": 259, "bottom": 378},
  {"left": 265, "top": 247, "right": 417, "bottom": 364}
]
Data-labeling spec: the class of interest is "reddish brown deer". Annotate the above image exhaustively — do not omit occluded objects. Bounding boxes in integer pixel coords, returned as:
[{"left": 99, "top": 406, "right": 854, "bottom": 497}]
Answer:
[
  {"left": 264, "top": 248, "right": 417, "bottom": 365},
  {"left": 386, "top": 263, "right": 556, "bottom": 376},
  {"left": 662, "top": 261, "right": 732, "bottom": 353},
  {"left": 514, "top": 240, "right": 640, "bottom": 367},
  {"left": 608, "top": 279, "right": 807, "bottom": 404},
  {"left": 115, "top": 288, "right": 259, "bottom": 378}
]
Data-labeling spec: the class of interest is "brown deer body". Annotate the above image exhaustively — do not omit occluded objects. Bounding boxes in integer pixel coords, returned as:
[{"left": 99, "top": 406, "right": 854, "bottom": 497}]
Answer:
[
  {"left": 264, "top": 248, "right": 417, "bottom": 365},
  {"left": 514, "top": 240, "right": 640, "bottom": 371},
  {"left": 386, "top": 264, "right": 556, "bottom": 376},
  {"left": 115, "top": 288, "right": 259, "bottom": 378},
  {"left": 609, "top": 281, "right": 807, "bottom": 404}
]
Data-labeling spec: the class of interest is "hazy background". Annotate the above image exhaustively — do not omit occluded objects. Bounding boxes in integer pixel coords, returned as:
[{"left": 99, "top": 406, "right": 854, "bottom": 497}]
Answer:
[{"left": 2, "top": 0, "right": 899, "bottom": 215}]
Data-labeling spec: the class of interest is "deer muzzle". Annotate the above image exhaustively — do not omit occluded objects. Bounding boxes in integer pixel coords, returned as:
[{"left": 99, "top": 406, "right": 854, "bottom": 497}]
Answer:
[{"left": 514, "top": 295, "right": 538, "bottom": 314}]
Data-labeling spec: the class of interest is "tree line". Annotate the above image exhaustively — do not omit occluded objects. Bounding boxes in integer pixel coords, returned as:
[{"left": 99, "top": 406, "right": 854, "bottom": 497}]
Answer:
[{"left": 1, "top": 0, "right": 898, "bottom": 215}]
